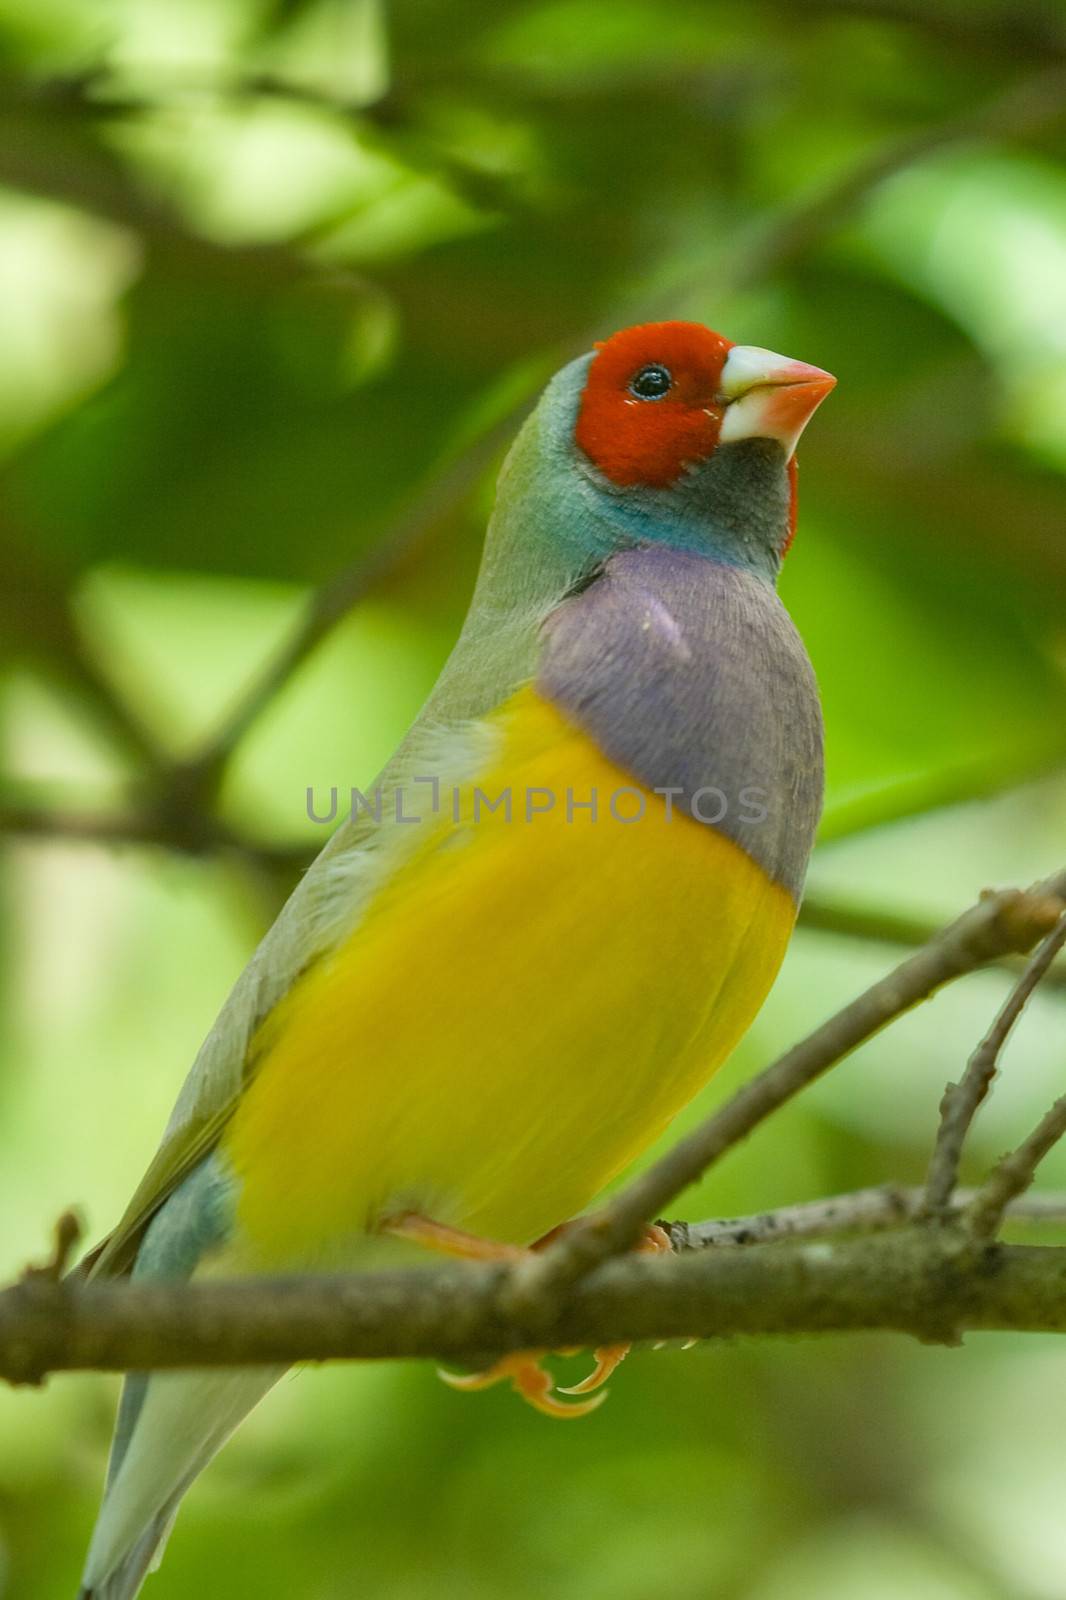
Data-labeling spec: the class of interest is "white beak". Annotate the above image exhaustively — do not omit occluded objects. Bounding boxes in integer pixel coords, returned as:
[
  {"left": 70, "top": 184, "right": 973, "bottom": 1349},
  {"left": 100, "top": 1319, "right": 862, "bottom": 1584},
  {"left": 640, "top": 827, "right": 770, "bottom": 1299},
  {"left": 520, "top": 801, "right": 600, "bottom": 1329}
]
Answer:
[{"left": 718, "top": 345, "right": 836, "bottom": 459}]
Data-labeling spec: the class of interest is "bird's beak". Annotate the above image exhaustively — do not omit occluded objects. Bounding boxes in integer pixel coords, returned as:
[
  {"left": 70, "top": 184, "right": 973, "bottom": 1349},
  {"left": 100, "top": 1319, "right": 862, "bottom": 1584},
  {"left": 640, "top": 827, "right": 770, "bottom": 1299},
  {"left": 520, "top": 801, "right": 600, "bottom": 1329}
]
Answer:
[{"left": 718, "top": 346, "right": 836, "bottom": 459}]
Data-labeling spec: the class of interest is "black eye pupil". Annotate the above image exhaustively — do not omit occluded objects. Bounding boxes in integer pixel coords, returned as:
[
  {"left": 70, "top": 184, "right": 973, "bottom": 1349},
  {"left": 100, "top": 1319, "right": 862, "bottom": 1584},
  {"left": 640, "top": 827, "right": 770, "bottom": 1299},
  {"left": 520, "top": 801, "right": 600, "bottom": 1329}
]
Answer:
[{"left": 629, "top": 364, "right": 672, "bottom": 400}]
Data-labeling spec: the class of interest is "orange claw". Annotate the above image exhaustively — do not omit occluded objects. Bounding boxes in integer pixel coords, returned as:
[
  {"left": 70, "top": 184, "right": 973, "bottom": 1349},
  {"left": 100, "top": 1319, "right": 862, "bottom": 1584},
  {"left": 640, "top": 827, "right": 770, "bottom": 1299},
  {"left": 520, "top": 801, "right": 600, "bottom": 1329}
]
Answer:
[
  {"left": 558, "top": 1343, "right": 629, "bottom": 1395},
  {"left": 438, "top": 1353, "right": 607, "bottom": 1419},
  {"left": 639, "top": 1222, "right": 673, "bottom": 1255}
]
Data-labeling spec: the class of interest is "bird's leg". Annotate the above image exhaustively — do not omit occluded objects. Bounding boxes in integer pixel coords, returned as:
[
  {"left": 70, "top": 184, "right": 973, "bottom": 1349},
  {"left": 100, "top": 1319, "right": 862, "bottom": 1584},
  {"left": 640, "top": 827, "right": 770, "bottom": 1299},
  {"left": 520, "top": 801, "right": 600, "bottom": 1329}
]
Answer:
[
  {"left": 381, "top": 1213, "right": 673, "bottom": 1417},
  {"left": 382, "top": 1213, "right": 526, "bottom": 1263}
]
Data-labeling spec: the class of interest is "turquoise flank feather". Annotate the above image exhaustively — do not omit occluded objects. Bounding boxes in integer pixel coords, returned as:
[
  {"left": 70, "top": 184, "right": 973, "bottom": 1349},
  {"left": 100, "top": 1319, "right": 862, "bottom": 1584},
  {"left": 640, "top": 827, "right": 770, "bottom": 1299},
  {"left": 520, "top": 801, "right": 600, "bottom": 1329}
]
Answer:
[{"left": 78, "top": 1157, "right": 278, "bottom": 1600}]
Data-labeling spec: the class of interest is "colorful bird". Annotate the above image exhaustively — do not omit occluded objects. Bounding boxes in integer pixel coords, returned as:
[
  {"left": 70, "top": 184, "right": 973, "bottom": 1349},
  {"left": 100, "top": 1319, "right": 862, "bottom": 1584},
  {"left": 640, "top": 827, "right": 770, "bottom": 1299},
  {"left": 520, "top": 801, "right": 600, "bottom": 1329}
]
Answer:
[{"left": 77, "top": 320, "right": 832, "bottom": 1599}]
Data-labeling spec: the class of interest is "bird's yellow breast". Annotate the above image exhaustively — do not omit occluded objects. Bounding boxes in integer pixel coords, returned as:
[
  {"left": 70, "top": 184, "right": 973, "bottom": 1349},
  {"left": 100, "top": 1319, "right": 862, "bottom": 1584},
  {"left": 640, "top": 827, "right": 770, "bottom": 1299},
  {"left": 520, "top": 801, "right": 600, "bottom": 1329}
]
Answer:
[{"left": 223, "top": 687, "right": 795, "bottom": 1261}]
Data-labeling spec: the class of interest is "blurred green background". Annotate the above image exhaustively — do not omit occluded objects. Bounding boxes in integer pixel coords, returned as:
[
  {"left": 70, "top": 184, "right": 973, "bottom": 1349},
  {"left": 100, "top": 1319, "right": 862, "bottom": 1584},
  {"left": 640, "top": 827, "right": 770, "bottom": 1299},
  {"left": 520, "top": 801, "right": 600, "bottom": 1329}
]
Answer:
[{"left": 2, "top": 1, "right": 1066, "bottom": 1596}]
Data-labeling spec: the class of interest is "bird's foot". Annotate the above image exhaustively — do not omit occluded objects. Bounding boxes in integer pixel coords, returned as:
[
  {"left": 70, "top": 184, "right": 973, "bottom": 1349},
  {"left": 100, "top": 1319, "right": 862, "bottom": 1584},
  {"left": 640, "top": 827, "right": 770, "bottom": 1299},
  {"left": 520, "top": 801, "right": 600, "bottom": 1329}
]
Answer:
[
  {"left": 438, "top": 1351, "right": 607, "bottom": 1418},
  {"left": 382, "top": 1213, "right": 674, "bottom": 1418}
]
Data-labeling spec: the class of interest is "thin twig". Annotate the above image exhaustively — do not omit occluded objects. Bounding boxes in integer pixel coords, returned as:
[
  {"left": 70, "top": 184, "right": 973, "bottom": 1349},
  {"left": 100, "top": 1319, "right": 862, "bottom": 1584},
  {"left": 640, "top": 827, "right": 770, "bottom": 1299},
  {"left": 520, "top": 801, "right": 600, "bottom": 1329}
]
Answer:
[
  {"left": 966, "top": 1096, "right": 1066, "bottom": 1240},
  {"left": 0, "top": 797, "right": 310, "bottom": 874},
  {"left": 760, "top": 0, "right": 1066, "bottom": 65},
  {"left": 665, "top": 1184, "right": 1066, "bottom": 1250},
  {"left": 707, "top": 64, "right": 1066, "bottom": 303},
  {"left": 924, "top": 911, "right": 1066, "bottom": 1217},
  {"left": 0, "top": 546, "right": 167, "bottom": 774},
  {"left": 0, "top": 798, "right": 216, "bottom": 854},
  {"left": 799, "top": 894, "right": 1066, "bottom": 991},
  {"left": 19, "top": 1210, "right": 84, "bottom": 1286},
  {"left": 501, "top": 873, "right": 1066, "bottom": 1321}
]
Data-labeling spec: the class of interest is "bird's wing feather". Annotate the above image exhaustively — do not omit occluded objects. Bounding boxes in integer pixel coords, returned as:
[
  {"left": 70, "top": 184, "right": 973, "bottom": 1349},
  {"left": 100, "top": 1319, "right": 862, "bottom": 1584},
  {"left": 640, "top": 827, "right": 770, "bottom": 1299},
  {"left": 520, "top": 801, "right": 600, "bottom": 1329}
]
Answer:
[{"left": 85, "top": 700, "right": 523, "bottom": 1279}]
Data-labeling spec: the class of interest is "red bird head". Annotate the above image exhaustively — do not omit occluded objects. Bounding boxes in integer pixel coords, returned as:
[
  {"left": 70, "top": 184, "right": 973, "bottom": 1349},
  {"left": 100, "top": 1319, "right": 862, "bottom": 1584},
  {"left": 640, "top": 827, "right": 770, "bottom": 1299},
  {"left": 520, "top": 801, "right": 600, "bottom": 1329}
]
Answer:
[{"left": 573, "top": 321, "right": 835, "bottom": 559}]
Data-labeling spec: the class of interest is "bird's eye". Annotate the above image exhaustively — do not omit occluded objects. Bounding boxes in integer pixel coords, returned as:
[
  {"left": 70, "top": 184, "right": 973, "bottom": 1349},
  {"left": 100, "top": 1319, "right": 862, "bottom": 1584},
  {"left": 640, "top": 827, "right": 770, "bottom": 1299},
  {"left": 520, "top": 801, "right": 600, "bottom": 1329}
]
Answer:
[{"left": 628, "top": 364, "right": 672, "bottom": 400}]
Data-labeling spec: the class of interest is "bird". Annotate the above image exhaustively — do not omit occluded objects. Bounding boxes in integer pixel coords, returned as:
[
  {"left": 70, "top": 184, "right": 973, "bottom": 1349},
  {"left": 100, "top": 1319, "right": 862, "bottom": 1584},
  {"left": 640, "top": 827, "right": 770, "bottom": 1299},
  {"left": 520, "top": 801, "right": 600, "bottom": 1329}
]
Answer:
[{"left": 77, "top": 319, "right": 832, "bottom": 1599}]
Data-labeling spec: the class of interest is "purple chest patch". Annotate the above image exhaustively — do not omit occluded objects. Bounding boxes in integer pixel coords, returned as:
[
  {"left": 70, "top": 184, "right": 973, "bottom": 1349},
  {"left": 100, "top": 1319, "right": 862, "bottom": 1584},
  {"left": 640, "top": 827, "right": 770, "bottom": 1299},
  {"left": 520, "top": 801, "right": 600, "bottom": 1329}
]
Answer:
[{"left": 536, "top": 548, "right": 824, "bottom": 899}]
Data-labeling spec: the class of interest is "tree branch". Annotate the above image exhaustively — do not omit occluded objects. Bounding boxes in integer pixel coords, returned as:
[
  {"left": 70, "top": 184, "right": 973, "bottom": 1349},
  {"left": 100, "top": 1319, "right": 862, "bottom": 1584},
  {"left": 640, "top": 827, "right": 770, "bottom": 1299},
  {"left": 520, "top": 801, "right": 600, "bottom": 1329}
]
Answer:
[
  {"left": 0, "top": 543, "right": 168, "bottom": 774},
  {"left": 0, "top": 794, "right": 310, "bottom": 875},
  {"left": 5, "top": 1231, "right": 1066, "bottom": 1385},
  {"left": 966, "top": 1096, "right": 1066, "bottom": 1240},
  {"left": 923, "top": 909, "right": 1066, "bottom": 1217},
  {"left": 665, "top": 1184, "right": 1066, "bottom": 1250},
  {"left": 798, "top": 893, "right": 1066, "bottom": 992}
]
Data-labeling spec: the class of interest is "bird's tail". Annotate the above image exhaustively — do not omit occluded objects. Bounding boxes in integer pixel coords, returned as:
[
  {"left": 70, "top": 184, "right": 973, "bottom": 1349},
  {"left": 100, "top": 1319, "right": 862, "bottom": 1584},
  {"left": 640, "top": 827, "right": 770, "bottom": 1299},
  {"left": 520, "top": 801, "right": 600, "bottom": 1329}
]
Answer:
[
  {"left": 78, "top": 1365, "right": 284, "bottom": 1600},
  {"left": 77, "top": 1502, "right": 179, "bottom": 1600}
]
